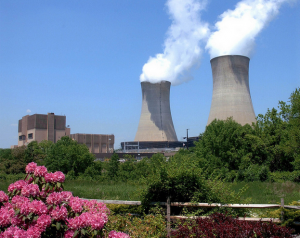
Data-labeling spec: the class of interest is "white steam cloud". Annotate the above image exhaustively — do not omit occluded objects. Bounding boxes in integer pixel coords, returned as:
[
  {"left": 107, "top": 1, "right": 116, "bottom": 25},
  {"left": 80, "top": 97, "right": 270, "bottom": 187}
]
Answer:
[
  {"left": 206, "top": 0, "right": 291, "bottom": 59},
  {"left": 140, "top": 0, "right": 209, "bottom": 85}
]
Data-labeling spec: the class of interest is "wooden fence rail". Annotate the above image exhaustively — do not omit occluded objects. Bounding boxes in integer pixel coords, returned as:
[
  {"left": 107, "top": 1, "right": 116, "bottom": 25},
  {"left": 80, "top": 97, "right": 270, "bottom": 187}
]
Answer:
[{"left": 84, "top": 198, "right": 300, "bottom": 237}]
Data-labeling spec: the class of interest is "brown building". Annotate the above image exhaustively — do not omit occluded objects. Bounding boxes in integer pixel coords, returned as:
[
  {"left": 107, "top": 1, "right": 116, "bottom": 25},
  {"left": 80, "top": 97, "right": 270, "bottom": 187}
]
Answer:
[
  {"left": 69, "top": 134, "right": 114, "bottom": 153},
  {"left": 18, "top": 113, "right": 70, "bottom": 146}
]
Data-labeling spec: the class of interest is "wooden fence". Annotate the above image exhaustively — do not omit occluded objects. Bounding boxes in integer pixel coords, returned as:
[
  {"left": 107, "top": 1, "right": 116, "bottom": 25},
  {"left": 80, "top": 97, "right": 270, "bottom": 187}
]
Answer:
[{"left": 85, "top": 198, "right": 300, "bottom": 237}]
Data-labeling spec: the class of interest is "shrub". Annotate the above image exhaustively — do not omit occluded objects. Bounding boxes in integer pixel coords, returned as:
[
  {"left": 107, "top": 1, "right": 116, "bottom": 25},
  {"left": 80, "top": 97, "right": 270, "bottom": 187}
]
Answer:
[
  {"left": 105, "top": 208, "right": 166, "bottom": 238},
  {"left": 0, "top": 162, "right": 129, "bottom": 238},
  {"left": 269, "top": 170, "right": 300, "bottom": 182},
  {"left": 172, "top": 213, "right": 294, "bottom": 238}
]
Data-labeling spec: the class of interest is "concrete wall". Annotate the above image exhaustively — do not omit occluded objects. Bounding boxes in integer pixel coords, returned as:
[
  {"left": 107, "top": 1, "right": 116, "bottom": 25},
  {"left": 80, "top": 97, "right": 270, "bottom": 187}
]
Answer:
[
  {"left": 17, "top": 113, "right": 69, "bottom": 146},
  {"left": 69, "top": 134, "right": 114, "bottom": 153},
  {"left": 207, "top": 55, "right": 256, "bottom": 126},
  {"left": 135, "top": 81, "right": 178, "bottom": 142}
]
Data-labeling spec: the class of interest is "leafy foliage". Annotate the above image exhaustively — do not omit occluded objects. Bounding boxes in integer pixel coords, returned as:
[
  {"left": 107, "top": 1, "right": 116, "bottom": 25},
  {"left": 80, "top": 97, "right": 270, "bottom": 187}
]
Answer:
[
  {"left": 192, "top": 87, "right": 300, "bottom": 182},
  {"left": 141, "top": 155, "right": 246, "bottom": 213},
  {"left": 172, "top": 213, "right": 294, "bottom": 238},
  {"left": 44, "top": 136, "right": 95, "bottom": 176}
]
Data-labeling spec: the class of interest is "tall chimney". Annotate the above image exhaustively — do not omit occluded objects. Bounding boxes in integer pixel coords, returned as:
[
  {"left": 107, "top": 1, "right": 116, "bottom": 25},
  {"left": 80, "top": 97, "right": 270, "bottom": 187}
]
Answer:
[
  {"left": 135, "top": 81, "right": 178, "bottom": 142},
  {"left": 207, "top": 55, "right": 256, "bottom": 126}
]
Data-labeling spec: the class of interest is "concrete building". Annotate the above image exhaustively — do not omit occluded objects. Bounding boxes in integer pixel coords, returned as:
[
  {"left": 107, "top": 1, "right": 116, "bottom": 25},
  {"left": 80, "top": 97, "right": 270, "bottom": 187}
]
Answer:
[
  {"left": 18, "top": 113, "right": 70, "bottom": 146},
  {"left": 69, "top": 134, "right": 114, "bottom": 153},
  {"left": 207, "top": 55, "right": 256, "bottom": 126},
  {"left": 135, "top": 81, "right": 178, "bottom": 142}
]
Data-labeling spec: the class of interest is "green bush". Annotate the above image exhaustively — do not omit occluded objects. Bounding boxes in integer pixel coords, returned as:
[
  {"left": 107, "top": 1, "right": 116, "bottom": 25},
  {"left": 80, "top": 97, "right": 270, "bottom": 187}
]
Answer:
[
  {"left": 141, "top": 155, "right": 247, "bottom": 212},
  {"left": 105, "top": 207, "right": 166, "bottom": 238},
  {"left": 269, "top": 170, "right": 300, "bottom": 182}
]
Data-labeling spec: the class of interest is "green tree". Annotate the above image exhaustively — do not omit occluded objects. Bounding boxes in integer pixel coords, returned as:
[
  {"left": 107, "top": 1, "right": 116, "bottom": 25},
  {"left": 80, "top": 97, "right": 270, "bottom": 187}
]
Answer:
[
  {"left": 141, "top": 155, "right": 244, "bottom": 209},
  {"left": 0, "top": 147, "right": 27, "bottom": 174},
  {"left": 44, "top": 136, "right": 94, "bottom": 176},
  {"left": 107, "top": 153, "right": 120, "bottom": 179},
  {"left": 194, "top": 118, "right": 256, "bottom": 173}
]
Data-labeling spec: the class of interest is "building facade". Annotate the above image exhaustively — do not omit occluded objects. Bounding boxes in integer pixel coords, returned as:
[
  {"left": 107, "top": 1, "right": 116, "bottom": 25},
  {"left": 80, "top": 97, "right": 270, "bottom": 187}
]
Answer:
[
  {"left": 18, "top": 113, "right": 70, "bottom": 146},
  {"left": 135, "top": 81, "right": 178, "bottom": 142},
  {"left": 69, "top": 134, "right": 114, "bottom": 153},
  {"left": 207, "top": 55, "right": 256, "bottom": 126}
]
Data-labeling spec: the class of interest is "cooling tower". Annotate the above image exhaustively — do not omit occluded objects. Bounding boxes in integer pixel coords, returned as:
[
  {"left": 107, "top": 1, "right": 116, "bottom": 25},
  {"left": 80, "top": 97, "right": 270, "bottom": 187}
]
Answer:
[
  {"left": 207, "top": 55, "right": 256, "bottom": 126},
  {"left": 135, "top": 81, "right": 178, "bottom": 142}
]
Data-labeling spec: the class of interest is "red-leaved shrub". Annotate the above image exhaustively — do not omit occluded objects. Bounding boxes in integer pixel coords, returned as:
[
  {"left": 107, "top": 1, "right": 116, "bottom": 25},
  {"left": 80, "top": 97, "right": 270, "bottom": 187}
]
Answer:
[{"left": 172, "top": 213, "right": 294, "bottom": 238}]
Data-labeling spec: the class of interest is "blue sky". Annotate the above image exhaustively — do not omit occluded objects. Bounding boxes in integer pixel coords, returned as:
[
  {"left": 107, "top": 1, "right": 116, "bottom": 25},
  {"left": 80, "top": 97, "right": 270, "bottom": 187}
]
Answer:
[{"left": 0, "top": 0, "right": 299, "bottom": 149}]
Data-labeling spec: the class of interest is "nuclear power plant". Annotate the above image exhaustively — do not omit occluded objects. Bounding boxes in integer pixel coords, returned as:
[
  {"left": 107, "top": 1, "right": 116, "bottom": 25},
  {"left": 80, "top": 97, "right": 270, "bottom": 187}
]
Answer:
[
  {"left": 122, "top": 55, "right": 257, "bottom": 152},
  {"left": 207, "top": 55, "right": 256, "bottom": 126},
  {"left": 135, "top": 81, "right": 178, "bottom": 142}
]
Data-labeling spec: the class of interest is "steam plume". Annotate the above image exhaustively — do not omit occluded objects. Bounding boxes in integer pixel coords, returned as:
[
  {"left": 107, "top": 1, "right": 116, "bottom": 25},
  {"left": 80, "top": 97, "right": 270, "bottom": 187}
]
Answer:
[
  {"left": 206, "top": 0, "right": 291, "bottom": 59},
  {"left": 140, "top": 0, "right": 209, "bottom": 85}
]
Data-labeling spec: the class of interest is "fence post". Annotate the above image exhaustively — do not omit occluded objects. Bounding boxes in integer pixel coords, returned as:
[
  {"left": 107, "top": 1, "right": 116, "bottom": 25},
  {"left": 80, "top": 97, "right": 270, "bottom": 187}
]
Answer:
[
  {"left": 167, "top": 196, "right": 171, "bottom": 237},
  {"left": 281, "top": 198, "right": 284, "bottom": 222}
]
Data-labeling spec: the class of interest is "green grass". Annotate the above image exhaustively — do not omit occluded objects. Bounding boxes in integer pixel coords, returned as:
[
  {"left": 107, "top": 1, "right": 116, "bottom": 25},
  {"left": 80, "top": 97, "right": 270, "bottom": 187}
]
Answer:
[
  {"left": 64, "top": 180, "right": 146, "bottom": 201},
  {"left": 0, "top": 180, "right": 12, "bottom": 193},
  {"left": 230, "top": 181, "right": 300, "bottom": 204},
  {"left": 1, "top": 178, "right": 300, "bottom": 205}
]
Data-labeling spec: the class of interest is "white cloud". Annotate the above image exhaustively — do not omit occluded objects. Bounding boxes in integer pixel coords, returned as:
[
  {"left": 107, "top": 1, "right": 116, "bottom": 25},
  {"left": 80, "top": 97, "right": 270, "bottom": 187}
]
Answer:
[{"left": 140, "top": 0, "right": 209, "bottom": 85}]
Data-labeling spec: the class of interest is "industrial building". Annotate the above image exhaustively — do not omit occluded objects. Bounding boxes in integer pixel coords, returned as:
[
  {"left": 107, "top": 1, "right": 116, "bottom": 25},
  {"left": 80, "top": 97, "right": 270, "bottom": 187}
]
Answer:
[
  {"left": 207, "top": 55, "right": 256, "bottom": 125},
  {"left": 135, "top": 81, "right": 177, "bottom": 142},
  {"left": 18, "top": 113, "right": 70, "bottom": 146},
  {"left": 69, "top": 133, "right": 114, "bottom": 153},
  {"left": 16, "top": 113, "right": 114, "bottom": 153}
]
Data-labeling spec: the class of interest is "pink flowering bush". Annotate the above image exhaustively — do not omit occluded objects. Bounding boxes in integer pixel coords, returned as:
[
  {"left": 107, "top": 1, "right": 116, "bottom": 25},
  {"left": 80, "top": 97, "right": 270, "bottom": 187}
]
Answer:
[{"left": 0, "top": 162, "right": 130, "bottom": 238}]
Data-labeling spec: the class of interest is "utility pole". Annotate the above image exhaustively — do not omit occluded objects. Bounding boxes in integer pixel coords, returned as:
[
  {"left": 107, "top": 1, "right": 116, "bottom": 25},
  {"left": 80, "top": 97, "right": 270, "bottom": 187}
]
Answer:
[{"left": 186, "top": 129, "right": 189, "bottom": 150}]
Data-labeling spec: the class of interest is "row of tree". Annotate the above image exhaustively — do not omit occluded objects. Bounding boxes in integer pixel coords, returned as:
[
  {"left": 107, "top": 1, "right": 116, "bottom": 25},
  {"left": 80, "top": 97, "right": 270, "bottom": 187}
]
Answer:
[
  {"left": 1, "top": 87, "right": 299, "bottom": 183},
  {"left": 192, "top": 87, "right": 300, "bottom": 181}
]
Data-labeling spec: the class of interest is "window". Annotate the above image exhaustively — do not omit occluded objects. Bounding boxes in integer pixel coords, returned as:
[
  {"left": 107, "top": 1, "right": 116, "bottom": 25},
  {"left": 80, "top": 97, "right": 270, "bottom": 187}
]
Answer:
[
  {"left": 19, "top": 136, "right": 22, "bottom": 141},
  {"left": 28, "top": 133, "right": 33, "bottom": 139},
  {"left": 19, "top": 135, "right": 26, "bottom": 141}
]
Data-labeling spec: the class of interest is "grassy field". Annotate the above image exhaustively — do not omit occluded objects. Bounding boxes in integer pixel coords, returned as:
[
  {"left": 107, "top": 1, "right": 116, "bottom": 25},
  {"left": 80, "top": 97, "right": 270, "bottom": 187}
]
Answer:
[
  {"left": 1, "top": 179, "right": 299, "bottom": 205},
  {"left": 64, "top": 180, "right": 145, "bottom": 201},
  {"left": 230, "top": 181, "right": 300, "bottom": 204}
]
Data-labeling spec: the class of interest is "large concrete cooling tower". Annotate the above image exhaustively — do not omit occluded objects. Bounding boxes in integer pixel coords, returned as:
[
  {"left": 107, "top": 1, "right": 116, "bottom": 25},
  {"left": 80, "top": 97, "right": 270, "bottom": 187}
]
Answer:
[
  {"left": 135, "top": 81, "right": 178, "bottom": 142},
  {"left": 207, "top": 55, "right": 256, "bottom": 126}
]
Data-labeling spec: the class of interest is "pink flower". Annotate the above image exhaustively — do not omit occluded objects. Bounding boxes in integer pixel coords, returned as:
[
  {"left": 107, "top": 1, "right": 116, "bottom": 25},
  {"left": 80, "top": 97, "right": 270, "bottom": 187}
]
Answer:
[
  {"left": 61, "top": 191, "right": 73, "bottom": 202},
  {"left": 0, "top": 191, "right": 8, "bottom": 203},
  {"left": 0, "top": 207, "right": 14, "bottom": 227},
  {"left": 20, "top": 200, "right": 31, "bottom": 215},
  {"left": 44, "top": 173, "right": 55, "bottom": 183},
  {"left": 11, "top": 195, "right": 30, "bottom": 209},
  {"left": 26, "top": 177, "right": 34, "bottom": 184},
  {"left": 36, "top": 214, "right": 52, "bottom": 232},
  {"left": 109, "top": 230, "right": 131, "bottom": 238},
  {"left": 26, "top": 162, "right": 38, "bottom": 174},
  {"left": 51, "top": 206, "right": 68, "bottom": 221},
  {"left": 66, "top": 216, "right": 83, "bottom": 230},
  {"left": 89, "top": 213, "right": 107, "bottom": 230},
  {"left": 82, "top": 200, "right": 110, "bottom": 215},
  {"left": 8, "top": 180, "right": 27, "bottom": 192},
  {"left": 64, "top": 230, "right": 75, "bottom": 238},
  {"left": 27, "top": 226, "right": 42, "bottom": 238},
  {"left": 30, "top": 200, "right": 48, "bottom": 215},
  {"left": 21, "top": 184, "right": 40, "bottom": 197},
  {"left": 69, "top": 197, "right": 83, "bottom": 213},
  {"left": 34, "top": 166, "right": 47, "bottom": 177},
  {"left": 11, "top": 216, "right": 24, "bottom": 227},
  {"left": 1, "top": 226, "right": 27, "bottom": 238},
  {"left": 53, "top": 171, "right": 65, "bottom": 183},
  {"left": 46, "top": 192, "right": 63, "bottom": 205}
]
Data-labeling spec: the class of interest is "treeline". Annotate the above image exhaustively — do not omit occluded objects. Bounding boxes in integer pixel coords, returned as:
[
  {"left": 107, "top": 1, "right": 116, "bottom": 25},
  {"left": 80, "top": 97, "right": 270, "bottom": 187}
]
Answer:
[
  {"left": 193, "top": 87, "right": 300, "bottom": 182},
  {"left": 0, "top": 87, "right": 299, "bottom": 184},
  {"left": 0, "top": 136, "right": 170, "bottom": 182}
]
